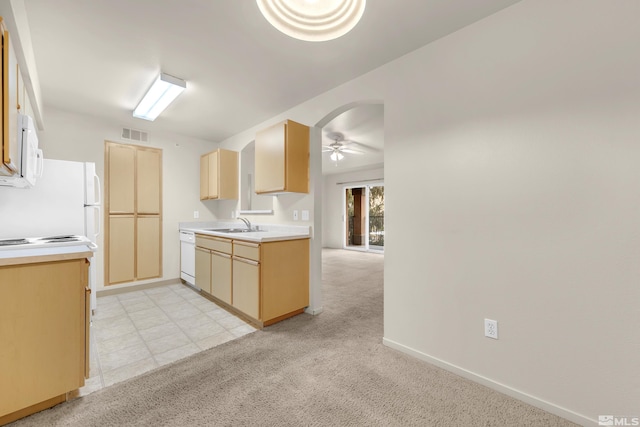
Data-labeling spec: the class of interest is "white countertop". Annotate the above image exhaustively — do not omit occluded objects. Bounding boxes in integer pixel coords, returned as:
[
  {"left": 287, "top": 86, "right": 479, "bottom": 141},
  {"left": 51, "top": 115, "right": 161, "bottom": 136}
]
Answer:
[
  {"left": 0, "top": 245, "right": 95, "bottom": 266},
  {"left": 179, "top": 221, "right": 311, "bottom": 243}
]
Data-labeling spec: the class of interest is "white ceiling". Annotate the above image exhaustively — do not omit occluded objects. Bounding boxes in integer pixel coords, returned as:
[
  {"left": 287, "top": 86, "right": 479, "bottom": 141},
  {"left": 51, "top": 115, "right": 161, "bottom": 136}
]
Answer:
[{"left": 23, "top": 0, "right": 520, "bottom": 172}]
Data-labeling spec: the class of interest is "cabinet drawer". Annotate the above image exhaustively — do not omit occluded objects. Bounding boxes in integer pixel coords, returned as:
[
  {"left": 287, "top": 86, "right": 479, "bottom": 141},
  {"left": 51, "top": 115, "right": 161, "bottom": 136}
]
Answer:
[
  {"left": 233, "top": 241, "right": 260, "bottom": 261},
  {"left": 196, "top": 236, "right": 232, "bottom": 254}
]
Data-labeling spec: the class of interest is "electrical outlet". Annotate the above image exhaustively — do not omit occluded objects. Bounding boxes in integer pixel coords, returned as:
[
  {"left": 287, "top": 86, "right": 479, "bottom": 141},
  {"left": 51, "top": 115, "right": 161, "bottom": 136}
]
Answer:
[
  {"left": 293, "top": 210, "right": 299, "bottom": 221},
  {"left": 301, "top": 210, "right": 309, "bottom": 221},
  {"left": 484, "top": 319, "right": 498, "bottom": 339},
  {"left": 193, "top": 210, "right": 199, "bottom": 219}
]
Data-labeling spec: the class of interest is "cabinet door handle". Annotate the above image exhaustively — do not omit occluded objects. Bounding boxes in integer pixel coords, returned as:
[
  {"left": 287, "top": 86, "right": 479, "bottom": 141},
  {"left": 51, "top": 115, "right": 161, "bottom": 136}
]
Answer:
[
  {"left": 233, "top": 256, "right": 259, "bottom": 266},
  {"left": 235, "top": 242, "right": 259, "bottom": 248},
  {"left": 212, "top": 251, "right": 231, "bottom": 259}
]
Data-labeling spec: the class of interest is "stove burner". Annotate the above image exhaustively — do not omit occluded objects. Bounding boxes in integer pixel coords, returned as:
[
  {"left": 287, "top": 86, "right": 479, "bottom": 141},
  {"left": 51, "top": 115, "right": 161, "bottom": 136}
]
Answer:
[{"left": 0, "top": 238, "right": 30, "bottom": 246}]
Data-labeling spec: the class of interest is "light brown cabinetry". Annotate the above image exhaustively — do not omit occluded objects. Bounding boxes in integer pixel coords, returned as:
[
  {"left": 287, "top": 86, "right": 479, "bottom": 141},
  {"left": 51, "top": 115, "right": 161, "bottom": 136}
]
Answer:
[
  {"left": 232, "top": 252, "right": 260, "bottom": 319},
  {"left": 0, "top": 18, "right": 20, "bottom": 177},
  {"left": 0, "top": 256, "right": 90, "bottom": 425},
  {"left": 136, "top": 149, "right": 161, "bottom": 214},
  {"left": 255, "top": 119, "right": 309, "bottom": 194},
  {"left": 195, "top": 246, "right": 212, "bottom": 294},
  {"left": 108, "top": 143, "right": 135, "bottom": 213},
  {"left": 200, "top": 148, "right": 238, "bottom": 200},
  {"left": 195, "top": 235, "right": 232, "bottom": 304},
  {"left": 195, "top": 233, "right": 309, "bottom": 327},
  {"left": 108, "top": 215, "right": 135, "bottom": 283},
  {"left": 136, "top": 215, "right": 161, "bottom": 280},
  {"left": 105, "top": 141, "right": 162, "bottom": 285},
  {"left": 211, "top": 251, "right": 232, "bottom": 305}
]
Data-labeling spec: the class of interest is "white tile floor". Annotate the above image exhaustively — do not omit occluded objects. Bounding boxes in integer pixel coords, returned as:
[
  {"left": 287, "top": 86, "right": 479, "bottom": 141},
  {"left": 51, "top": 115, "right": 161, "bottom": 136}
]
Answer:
[{"left": 74, "top": 283, "right": 257, "bottom": 397}]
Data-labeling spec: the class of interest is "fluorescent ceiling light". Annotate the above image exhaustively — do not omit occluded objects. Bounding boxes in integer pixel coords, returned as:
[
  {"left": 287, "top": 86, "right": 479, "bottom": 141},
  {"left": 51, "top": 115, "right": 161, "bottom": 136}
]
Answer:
[
  {"left": 256, "top": 0, "right": 366, "bottom": 42},
  {"left": 133, "top": 73, "right": 186, "bottom": 121}
]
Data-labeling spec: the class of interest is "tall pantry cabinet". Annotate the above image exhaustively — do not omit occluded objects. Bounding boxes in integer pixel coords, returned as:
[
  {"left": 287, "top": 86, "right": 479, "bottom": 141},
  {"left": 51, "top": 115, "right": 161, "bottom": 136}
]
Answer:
[{"left": 105, "top": 141, "right": 162, "bottom": 285}]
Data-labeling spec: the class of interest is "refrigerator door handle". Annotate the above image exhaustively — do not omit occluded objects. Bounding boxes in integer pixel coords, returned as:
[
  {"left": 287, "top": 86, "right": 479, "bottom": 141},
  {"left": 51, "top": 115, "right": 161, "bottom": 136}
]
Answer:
[
  {"left": 94, "top": 173, "right": 101, "bottom": 206},
  {"left": 94, "top": 206, "right": 101, "bottom": 238},
  {"left": 36, "top": 149, "right": 44, "bottom": 178}
]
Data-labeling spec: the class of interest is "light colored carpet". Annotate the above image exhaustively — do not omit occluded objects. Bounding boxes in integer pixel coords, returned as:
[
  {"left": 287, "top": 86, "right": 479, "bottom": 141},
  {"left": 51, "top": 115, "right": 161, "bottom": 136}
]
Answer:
[{"left": 11, "top": 249, "right": 576, "bottom": 426}]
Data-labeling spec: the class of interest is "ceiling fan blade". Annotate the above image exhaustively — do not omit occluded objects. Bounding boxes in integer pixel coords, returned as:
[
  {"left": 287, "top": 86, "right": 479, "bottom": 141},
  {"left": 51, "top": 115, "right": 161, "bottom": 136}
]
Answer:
[
  {"left": 322, "top": 147, "right": 334, "bottom": 152},
  {"left": 340, "top": 148, "right": 363, "bottom": 154},
  {"left": 343, "top": 140, "right": 381, "bottom": 153}
]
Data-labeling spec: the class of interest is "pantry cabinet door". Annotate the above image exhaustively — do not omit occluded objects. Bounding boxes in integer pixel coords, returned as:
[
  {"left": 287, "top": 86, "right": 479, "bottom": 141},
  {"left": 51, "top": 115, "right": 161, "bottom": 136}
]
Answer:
[
  {"left": 108, "top": 144, "right": 135, "bottom": 214},
  {"left": 136, "top": 149, "right": 161, "bottom": 214},
  {"left": 136, "top": 216, "right": 161, "bottom": 280},
  {"left": 108, "top": 215, "right": 135, "bottom": 283}
]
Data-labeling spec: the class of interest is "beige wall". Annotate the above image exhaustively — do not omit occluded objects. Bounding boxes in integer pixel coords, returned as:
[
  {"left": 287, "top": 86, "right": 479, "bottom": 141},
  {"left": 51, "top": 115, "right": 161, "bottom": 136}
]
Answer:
[
  {"left": 215, "top": 0, "right": 640, "bottom": 423},
  {"left": 380, "top": 1, "right": 640, "bottom": 423},
  {"left": 10, "top": 0, "right": 639, "bottom": 422},
  {"left": 38, "top": 108, "right": 218, "bottom": 293}
]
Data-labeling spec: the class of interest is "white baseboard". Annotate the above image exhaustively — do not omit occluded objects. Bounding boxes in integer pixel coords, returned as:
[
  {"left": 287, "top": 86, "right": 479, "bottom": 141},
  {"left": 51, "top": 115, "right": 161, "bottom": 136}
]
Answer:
[
  {"left": 305, "top": 306, "right": 323, "bottom": 315},
  {"left": 382, "top": 338, "right": 595, "bottom": 427}
]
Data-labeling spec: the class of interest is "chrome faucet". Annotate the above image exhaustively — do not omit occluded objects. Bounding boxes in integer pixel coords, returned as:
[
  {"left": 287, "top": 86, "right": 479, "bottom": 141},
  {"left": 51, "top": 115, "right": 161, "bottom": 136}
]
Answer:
[{"left": 238, "top": 217, "right": 252, "bottom": 231}]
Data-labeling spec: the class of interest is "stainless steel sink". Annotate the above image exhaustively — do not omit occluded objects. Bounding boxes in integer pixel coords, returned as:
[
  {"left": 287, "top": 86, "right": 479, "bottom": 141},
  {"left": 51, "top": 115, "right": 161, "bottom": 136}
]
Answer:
[{"left": 203, "top": 228, "right": 265, "bottom": 233}]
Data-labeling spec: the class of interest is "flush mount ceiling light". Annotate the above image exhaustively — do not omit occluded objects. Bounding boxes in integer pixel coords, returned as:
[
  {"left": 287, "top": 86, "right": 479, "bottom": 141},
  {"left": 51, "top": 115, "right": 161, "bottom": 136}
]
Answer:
[
  {"left": 133, "top": 73, "right": 186, "bottom": 121},
  {"left": 256, "top": 0, "right": 366, "bottom": 42}
]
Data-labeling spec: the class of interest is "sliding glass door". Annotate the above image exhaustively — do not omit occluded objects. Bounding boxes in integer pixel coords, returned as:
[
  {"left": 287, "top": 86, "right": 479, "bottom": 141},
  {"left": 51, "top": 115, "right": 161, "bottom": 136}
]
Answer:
[{"left": 344, "top": 183, "right": 384, "bottom": 252}]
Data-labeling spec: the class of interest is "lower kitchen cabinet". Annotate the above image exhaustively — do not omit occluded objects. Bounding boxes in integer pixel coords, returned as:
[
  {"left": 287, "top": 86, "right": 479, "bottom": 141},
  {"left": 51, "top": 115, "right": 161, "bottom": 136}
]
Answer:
[
  {"left": 211, "top": 250, "right": 232, "bottom": 304},
  {"left": 195, "top": 247, "right": 211, "bottom": 294},
  {"left": 232, "top": 256, "right": 260, "bottom": 319},
  {"left": 195, "top": 235, "right": 232, "bottom": 303},
  {"left": 259, "top": 238, "right": 309, "bottom": 323},
  {"left": 195, "top": 233, "right": 309, "bottom": 327},
  {"left": 0, "top": 256, "right": 90, "bottom": 425}
]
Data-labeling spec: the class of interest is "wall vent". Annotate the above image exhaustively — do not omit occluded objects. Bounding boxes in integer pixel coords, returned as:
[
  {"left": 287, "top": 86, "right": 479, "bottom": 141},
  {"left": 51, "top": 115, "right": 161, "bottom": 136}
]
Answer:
[{"left": 121, "top": 127, "right": 149, "bottom": 143}]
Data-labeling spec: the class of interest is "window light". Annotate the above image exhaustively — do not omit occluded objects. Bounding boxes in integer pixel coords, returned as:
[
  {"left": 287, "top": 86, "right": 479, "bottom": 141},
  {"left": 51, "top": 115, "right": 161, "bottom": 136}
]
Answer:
[{"left": 133, "top": 73, "right": 186, "bottom": 121}]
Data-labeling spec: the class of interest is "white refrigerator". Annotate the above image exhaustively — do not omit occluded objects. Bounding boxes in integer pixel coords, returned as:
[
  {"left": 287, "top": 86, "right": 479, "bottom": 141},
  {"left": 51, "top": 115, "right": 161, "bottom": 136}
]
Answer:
[{"left": 0, "top": 159, "right": 101, "bottom": 312}]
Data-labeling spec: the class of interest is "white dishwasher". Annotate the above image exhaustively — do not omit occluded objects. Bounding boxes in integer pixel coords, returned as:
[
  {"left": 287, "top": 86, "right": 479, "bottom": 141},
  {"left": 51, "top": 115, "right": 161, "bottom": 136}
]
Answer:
[{"left": 180, "top": 231, "right": 196, "bottom": 287}]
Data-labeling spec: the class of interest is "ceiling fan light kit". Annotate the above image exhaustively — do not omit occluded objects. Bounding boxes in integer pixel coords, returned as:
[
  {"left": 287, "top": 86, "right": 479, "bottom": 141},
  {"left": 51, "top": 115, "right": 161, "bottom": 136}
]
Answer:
[
  {"left": 256, "top": 0, "right": 366, "bottom": 42},
  {"left": 330, "top": 151, "right": 344, "bottom": 162},
  {"left": 323, "top": 131, "right": 367, "bottom": 164}
]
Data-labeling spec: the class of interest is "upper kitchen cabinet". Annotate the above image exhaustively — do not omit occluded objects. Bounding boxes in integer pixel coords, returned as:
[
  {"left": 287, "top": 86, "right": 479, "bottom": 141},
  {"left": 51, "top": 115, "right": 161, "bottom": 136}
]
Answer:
[
  {"left": 255, "top": 119, "right": 309, "bottom": 194},
  {"left": 200, "top": 148, "right": 238, "bottom": 201},
  {"left": 0, "top": 18, "right": 20, "bottom": 177}
]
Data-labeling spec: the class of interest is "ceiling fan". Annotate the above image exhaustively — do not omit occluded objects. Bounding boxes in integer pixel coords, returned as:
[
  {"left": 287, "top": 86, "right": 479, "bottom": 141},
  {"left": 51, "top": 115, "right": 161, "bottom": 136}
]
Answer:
[{"left": 322, "top": 132, "right": 366, "bottom": 163}]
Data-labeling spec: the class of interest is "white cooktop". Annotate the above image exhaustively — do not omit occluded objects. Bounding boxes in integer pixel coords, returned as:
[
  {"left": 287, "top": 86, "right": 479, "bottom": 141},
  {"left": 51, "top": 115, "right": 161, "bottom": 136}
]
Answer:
[{"left": 0, "top": 235, "right": 96, "bottom": 258}]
